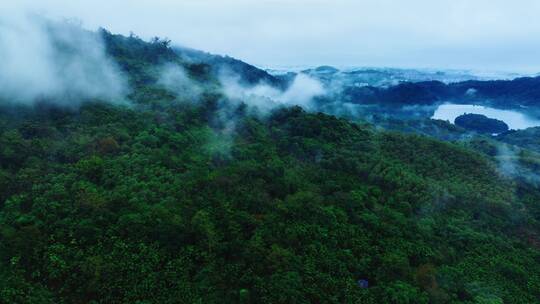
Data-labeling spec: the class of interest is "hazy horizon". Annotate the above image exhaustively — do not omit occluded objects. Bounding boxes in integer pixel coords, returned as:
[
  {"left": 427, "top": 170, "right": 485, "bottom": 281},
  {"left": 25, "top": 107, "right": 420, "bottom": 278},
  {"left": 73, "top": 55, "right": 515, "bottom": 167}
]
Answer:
[{"left": 3, "top": 0, "right": 540, "bottom": 73}]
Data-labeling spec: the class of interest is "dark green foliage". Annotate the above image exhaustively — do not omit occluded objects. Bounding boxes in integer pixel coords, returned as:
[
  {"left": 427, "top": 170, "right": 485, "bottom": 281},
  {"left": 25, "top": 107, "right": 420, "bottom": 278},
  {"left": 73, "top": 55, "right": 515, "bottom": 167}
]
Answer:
[
  {"left": 1, "top": 32, "right": 540, "bottom": 304},
  {"left": 497, "top": 127, "right": 540, "bottom": 153},
  {"left": 455, "top": 114, "right": 509, "bottom": 134},
  {"left": 2, "top": 100, "right": 540, "bottom": 303}
]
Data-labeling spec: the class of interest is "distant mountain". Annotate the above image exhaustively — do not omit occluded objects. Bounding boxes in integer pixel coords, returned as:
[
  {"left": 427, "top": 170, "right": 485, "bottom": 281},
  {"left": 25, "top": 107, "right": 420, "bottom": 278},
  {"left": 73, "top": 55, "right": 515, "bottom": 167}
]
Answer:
[
  {"left": 298, "top": 66, "right": 497, "bottom": 88},
  {"left": 448, "top": 77, "right": 540, "bottom": 109},
  {"left": 273, "top": 65, "right": 526, "bottom": 90},
  {"left": 269, "top": 66, "right": 540, "bottom": 116},
  {"left": 333, "top": 76, "right": 540, "bottom": 112},
  {"left": 102, "top": 31, "right": 540, "bottom": 125},
  {"left": 103, "top": 34, "right": 540, "bottom": 114}
]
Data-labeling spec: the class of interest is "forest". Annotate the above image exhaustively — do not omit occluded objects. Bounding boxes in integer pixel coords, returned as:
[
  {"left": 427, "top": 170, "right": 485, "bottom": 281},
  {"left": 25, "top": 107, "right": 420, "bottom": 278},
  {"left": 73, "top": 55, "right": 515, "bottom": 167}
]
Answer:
[
  {"left": 1, "top": 30, "right": 540, "bottom": 304},
  {"left": 454, "top": 114, "right": 509, "bottom": 134}
]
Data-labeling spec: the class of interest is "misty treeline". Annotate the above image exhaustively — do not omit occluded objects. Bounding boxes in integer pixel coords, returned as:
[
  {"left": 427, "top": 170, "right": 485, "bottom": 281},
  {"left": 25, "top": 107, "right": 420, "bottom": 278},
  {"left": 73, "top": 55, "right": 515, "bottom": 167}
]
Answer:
[
  {"left": 1, "top": 20, "right": 540, "bottom": 304},
  {"left": 0, "top": 15, "right": 325, "bottom": 115}
]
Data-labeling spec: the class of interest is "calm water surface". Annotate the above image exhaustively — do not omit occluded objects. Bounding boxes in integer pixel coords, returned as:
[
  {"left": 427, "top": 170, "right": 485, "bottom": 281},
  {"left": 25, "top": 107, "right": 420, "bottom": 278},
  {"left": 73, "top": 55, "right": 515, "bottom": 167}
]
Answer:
[{"left": 432, "top": 104, "right": 540, "bottom": 130}]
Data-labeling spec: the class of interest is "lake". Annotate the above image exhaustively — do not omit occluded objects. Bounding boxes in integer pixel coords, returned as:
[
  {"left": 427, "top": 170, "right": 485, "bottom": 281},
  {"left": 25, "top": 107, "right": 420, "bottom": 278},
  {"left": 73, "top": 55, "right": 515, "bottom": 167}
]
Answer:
[{"left": 432, "top": 104, "right": 540, "bottom": 130}]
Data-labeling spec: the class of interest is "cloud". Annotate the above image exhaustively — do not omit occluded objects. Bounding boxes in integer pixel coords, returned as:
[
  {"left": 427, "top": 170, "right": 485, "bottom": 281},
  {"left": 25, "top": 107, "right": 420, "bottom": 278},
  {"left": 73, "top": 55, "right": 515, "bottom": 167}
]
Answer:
[
  {"left": 219, "top": 71, "right": 325, "bottom": 113},
  {"left": 203, "top": 70, "right": 324, "bottom": 156},
  {"left": 496, "top": 143, "right": 540, "bottom": 186},
  {"left": 496, "top": 144, "right": 518, "bottom": 177},
  {"left": 157, "top": 63, "right": 203, "bottom": 102},
  {"left": 281, "top": 74, "right": 326, "bottom": 108},
  {"left": 0, "top": 12, "right": 128, "bottom": 105}
]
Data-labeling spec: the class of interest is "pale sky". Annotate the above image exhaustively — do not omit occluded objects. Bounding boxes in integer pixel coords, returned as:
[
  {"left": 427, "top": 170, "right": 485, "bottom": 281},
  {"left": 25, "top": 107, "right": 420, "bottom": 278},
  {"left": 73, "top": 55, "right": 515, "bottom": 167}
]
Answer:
[{"left": 4, "top": 0, "right": 540, "bottom": 72}]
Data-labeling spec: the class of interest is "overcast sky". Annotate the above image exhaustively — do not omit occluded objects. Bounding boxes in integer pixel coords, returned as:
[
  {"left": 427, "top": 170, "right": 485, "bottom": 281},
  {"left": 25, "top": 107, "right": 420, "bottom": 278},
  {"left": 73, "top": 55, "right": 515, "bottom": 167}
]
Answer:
[{"left": 4, "top": 0, "right": 540, "bottom": 72}]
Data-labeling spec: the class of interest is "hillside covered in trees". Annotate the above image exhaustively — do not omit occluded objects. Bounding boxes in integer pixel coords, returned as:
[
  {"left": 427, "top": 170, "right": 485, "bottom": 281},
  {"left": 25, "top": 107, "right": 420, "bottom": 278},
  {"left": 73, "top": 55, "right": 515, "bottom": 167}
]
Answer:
[
  {"left": 454, "top": 114, "right": 509, "bottom": 134},
  {"left": 1, "top": 29, "right": 540, "bottom": 304}
]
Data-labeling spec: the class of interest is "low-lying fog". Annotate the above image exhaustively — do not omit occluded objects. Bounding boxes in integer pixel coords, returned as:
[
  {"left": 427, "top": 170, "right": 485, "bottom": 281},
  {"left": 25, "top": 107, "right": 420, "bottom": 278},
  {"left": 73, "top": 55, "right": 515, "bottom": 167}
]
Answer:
[{"left": 432, "top": 104, "right": 540, "bottom": 130}]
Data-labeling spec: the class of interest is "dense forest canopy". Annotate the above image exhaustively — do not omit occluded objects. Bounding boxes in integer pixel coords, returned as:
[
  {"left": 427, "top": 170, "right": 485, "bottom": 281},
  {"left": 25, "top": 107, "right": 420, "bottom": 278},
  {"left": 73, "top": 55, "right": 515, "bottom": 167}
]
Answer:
[{"left": 0, "top": 28, "right": 540, "bottom": 304}]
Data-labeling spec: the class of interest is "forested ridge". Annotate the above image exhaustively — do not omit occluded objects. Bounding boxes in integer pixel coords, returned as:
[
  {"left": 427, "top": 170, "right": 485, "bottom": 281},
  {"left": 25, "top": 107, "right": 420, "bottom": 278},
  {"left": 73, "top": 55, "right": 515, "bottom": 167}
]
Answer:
[{"left": 1, "top": 31, "right": 540, "bottom": 303}]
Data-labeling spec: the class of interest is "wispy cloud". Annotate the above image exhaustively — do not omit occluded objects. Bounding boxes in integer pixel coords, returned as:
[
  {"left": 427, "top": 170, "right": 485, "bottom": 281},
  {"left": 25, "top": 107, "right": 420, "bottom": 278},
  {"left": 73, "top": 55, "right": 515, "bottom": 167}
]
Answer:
[
  {"left": 219, "top": 71, "right": 324, "bottom": 113},
  {"left": 0, "top": 12, "right": 128, "bottom": 105}
]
